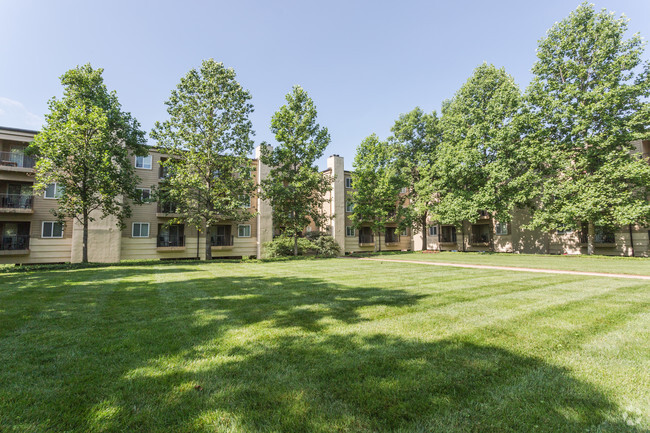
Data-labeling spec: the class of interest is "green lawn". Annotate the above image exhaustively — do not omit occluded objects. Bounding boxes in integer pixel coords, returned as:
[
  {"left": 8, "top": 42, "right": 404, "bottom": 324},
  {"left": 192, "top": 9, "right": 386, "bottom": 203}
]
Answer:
[
  {"left": 1, "top": 258, "right": 649, "bottom": 432},
  {"left": 364, "top": 250, "right": 650, "bottom": 276}
]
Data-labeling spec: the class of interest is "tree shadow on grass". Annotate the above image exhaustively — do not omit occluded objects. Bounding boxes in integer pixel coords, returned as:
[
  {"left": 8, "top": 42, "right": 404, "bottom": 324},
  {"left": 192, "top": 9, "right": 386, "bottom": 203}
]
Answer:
[
  {"left": 1, "top": 268, "right": 647, "bottom": 432},
  {"left": 113, "top": 334, "right": 647, "bottom": 433}
]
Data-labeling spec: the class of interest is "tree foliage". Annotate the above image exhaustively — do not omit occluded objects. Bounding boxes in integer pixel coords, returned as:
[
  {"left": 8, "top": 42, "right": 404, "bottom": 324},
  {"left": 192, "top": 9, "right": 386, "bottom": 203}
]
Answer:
[
  {"left": 350, "top": 134, "right": 408, "bottom": 251},
  {"left": 521, "top": 2, "right": 650, "bottom": 253},
  {"left": 150, "top": 59, "right": 256, "bottom": 260},
  {"left": 30, "top": 64, "right": 147, "bottom": 263},
  {"left": 429, "top": 63, "right": 522, "bottom": 249},
  {"left": 390, "top": 107, "right": 441, "bottom": 249},
  {"left": 260, "top": 86, "right": 332, "bottom": 256}
]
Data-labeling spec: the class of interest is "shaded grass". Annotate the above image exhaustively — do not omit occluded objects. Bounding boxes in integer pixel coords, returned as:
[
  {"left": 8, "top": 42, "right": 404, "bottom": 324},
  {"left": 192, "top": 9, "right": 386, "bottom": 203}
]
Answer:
[
  {"left": 0, "top": 259, "right": 648, "bottom": 432},
  {"left": 362, "top": 250, "right": 650, "bottom": 275}
]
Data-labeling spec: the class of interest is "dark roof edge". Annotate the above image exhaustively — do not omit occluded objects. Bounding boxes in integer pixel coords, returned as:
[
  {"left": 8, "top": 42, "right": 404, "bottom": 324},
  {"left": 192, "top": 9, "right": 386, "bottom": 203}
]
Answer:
[{"left": 0, "top": 126, "right": 39, "bottom": 134}]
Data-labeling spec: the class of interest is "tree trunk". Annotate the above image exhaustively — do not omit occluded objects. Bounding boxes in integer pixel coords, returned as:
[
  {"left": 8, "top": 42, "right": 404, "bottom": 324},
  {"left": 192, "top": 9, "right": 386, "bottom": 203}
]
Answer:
[
  {"left": 587, "top": 221, "right": 595, "bottom": 255},
  {"left": 82, "top": 211, "right": 89, "bottom": 263},
  {"left": 205, "top": 229, "right": 212, "bottom": 260},
  {"left": 293, "top": 235, "right": 298, "bottom": 256},
  {"left": 628, "top": 224, "right": 635, "bottom": 257},
  {"left": 461, "top": 223, "right": 466, "bottom": 252},
  {"left": 421, "top": 215, "right": 427, "bottom": 251}
]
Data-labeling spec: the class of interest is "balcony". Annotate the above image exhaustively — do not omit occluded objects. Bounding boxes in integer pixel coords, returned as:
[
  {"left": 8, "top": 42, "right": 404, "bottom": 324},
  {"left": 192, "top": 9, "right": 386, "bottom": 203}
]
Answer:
[
  {"left": 469, "top": 233, "right": 490, "bottom": 246},
  {"left": 211, "top": 234, "right": 234, "bottom": 251},
  {"left": 0, "top": 234, "right": 30, "bottom": 255},
  {"left": 156, "top": 235, "right": 185, "bottom": 251},
  {"left": 477, "top": 210, "right": 490, "bottom": 220},
  {"left": 358, "top": 233, "right": 374, "bottom": 247},
  {"left": 580, "top": 231, "right": 616, "bottom": 247},
  {"left": 0, "top": 194, "right": 33, "bottom": 213},
  {"left": 384, "top": 229, "right": 400, "bottom": 246},
  {"left": 156, "top": 201, "right": 181, "bottom": 217},
  {"left": 0, "top": 150, "right": 35, "bottom": 170}
]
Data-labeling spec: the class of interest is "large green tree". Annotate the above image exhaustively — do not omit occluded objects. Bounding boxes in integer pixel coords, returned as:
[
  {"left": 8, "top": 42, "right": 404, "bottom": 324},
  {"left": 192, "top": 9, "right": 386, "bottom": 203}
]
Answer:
[
  {"left": 260, "top": 86, "right": 332, "bottom": 256},
  {"left": 30, "top": 64, "right": 147, "bottom": 263},
  {"left": 430, "top": 63, "right": 522, "bottom": 250},
  {"left": 350, "top": 134, "right": 408, "bottom": 252},
  {"left": 522, "top": 2, "right": 650, "bottom": 254},
  {"left": 150, "top": 59, "right": 256, "bottom": 260},
  {"left": 390, "top": 107, "right": 441, "bottom": 249}
]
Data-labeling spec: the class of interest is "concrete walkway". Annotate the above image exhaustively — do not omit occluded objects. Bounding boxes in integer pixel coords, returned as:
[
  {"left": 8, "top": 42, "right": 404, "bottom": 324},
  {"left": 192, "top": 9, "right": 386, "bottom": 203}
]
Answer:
[{"left": 356, "top": 257, "right": 650, "bottom": 281}]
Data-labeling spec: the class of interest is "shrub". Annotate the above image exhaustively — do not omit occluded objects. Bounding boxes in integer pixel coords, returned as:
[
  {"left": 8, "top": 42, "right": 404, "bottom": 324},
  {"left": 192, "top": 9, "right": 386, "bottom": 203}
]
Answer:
[
  {"left": 307, "top": 233, "right": 341, "bottom": 257},
  {"left": 264, "top": 235, "right": 314, "bottom": 258}
]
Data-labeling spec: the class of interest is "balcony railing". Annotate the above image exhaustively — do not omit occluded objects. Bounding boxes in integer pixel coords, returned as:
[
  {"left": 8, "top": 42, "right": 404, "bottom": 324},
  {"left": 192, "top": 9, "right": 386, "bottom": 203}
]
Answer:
[
  {"left": 359, "top": 233, "right": 374, "bottom": 244},
  {"left": 439, "top": 234, "right": 457, "bottom": 243},
  {"left": 0, "top": 151, "right": 35, "bottom": 169},
  {"left": 157, "top": 202, "right": 179, "bottom": 214},
  {"left": 211, "top": 234, "right": 234, "bottom": 247},
  {"left": 0, "top": 194, "right": 33, "bottom": 210},
  {"left": 580, "top": 232, "right": 616, "bottom": 244},
  {"left": 385, "top": 233, "right": 400, "bottom": 243},
  {"left": 470, "top": 233, "right": 490, "bottom": 244},
  {"left": 157, "top": 235, "right": 185, "bottom": 248},
  {"left": 0, "top": 235, "right": 30, "bottom": 250}
]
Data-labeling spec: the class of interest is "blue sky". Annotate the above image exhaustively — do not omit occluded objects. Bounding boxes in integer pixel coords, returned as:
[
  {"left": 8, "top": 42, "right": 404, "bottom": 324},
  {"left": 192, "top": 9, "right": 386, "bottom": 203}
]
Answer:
[{"left": 1, "top": 0, "right": 649, "bottom": 169}]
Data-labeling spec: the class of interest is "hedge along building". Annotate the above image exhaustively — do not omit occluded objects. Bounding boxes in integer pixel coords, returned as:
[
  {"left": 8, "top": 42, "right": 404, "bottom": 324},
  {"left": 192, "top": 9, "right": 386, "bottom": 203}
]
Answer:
[
  {"left": 0, "top": 126, "right": 273, "bottom": 264},
  {"left": 1, "top": 125, "right": 649, "bottom": 263}
]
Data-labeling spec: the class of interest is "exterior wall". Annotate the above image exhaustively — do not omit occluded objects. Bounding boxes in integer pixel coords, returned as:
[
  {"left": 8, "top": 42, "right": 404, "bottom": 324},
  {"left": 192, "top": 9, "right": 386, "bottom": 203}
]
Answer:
[
  {"left": 327, "top": 155, "right": 346, "bottom": 255},
  {"left": 255, "top": 145, "right": 273, "bottom": 258}
]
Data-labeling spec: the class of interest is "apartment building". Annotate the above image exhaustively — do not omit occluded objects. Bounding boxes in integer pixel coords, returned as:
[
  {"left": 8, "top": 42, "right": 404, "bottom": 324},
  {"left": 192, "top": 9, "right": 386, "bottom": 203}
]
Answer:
[
  {"left": 0, "top": 126, "right": 273, "bottom": 264},
  {"left": 1, "top": 124, "right": 648, "bottom": 264},
  {"left": 323, "top": 145, "right": 650, "bottom": 257}
]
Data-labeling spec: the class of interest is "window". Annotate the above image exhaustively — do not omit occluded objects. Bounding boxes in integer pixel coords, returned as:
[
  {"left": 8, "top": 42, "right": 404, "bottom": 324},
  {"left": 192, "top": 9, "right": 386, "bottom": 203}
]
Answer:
[
  {"left": 136, "top": 188, "right": 151, "bottom": 202},
  {"left": 135, "top": 155, "right": 152, "bottom": 169},
  {"left": 240, "top": 194, "right": 251, "bottom": 208},
  {"left": 345, "top": 177, "right": 352, "bottom": 188},
  {"left": 42, "top": 221, "right": 63, "bottom": 238},
  {"left": 346, "top": 226, "right": 355, "bottom": 237},
  {"left": 495, "top": 221, "right": 508, "bottom": 235},
  {"left": 44, "top": 183, "right": 63, "bottom": 199},
  {"left": 428, "top": 226, "right": 438, "bottom": 236},
  {"left": 400, "top": 228, "right": 408, "bottom": 236},
  {"left": 306, "top": 226, "right": 312, "bottom": 233},
  {"left": 346, "top": 201, "right": 354, "bottom": 213},
  {"left": 400, "top": 187, "right": 408, "bottom": 194},
  {"left": 238, "top": 224, "right": 251, "bottom": 237},
  {"left": 556, "top": 227, "right": 573, "bottom": 235},
  {"left": 132, "top": 222, "right": 150, "bottom": 238}
]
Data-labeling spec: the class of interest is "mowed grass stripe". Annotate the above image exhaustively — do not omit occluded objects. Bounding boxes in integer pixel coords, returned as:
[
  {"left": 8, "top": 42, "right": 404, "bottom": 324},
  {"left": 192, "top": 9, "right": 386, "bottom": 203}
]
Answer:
[{"left": 0, "top": 259, "right": 648, "bottom": 432}]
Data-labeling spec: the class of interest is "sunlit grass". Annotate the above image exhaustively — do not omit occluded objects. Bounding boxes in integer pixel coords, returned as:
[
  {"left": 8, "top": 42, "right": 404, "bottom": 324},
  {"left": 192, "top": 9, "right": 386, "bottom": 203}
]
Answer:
[
  {"left": 0, "top": 259, "right": 648, "bottom": 432},
  {"left": 365, "top": 250, "right": 650, "bottom": 275}
]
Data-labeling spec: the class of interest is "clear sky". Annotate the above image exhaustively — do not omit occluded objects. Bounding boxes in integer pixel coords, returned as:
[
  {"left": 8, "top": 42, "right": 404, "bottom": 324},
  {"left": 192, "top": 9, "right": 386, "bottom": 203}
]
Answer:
[{"left": 1, "top": 0, "right": 649, "bottom": 170}]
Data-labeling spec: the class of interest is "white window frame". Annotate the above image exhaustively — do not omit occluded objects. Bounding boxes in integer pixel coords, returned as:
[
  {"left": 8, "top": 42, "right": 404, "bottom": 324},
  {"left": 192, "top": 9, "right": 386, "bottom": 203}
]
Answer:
[
  {"left": 135, "top": 155, "right": 152, "bottom": 170},
  {"left": 42, "top": 221, "right": 64, "bottom": 238},
  {"left": 240, "top": 194, "right": 251, "bottom": 208},
  {"left": 346, "top": 226, "right": 355, "bottom": 237},
  {"left": 400, "top": 228, "right": 408, "bottom": 236},
  {"left": 345, "top": 177, "right": 352, "bottom": 188},
  {"left": 400, "top": 187, "right": 408, "bottom": 194},
  {"left": 495, "top": 221, "right": 508, "bottom": 236},
  {"left": 238, "top": 224, "right": 251, "bottom": 238},
  {"left": 346, "top": 201, "right": 354, "bottom": 213},
  {"left": 429, "top": 226, "right": 438, "bottom": 236},
  {"left": 132, "top": 222, "right": 150, "bottom": 238},
  {"left": 44, "top": 183, "right": 62, "bottom": 199},
  {"left": 136, "top": 187, "right": 151, "bottom": 202}
]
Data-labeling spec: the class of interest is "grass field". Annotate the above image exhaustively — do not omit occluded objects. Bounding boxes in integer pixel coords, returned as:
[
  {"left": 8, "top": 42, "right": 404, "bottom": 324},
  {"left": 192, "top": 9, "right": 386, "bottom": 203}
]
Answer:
[
  {"left": 1, "top": 257, "right": 649, "bottom": 432},
  {"left": 361, "top": 251, "right": 650, "bottom": 276}
]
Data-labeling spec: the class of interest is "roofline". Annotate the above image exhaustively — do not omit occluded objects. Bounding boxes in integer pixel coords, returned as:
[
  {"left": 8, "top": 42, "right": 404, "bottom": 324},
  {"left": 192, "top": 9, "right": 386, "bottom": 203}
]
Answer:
[{"left": 0, "top": 126, "right": 39, "bottom": 134}]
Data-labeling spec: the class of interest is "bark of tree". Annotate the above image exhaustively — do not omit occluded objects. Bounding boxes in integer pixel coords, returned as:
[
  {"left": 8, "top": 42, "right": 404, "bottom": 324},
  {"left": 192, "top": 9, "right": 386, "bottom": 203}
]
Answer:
[
  {"left": 82, "top": 211, "right": 89, "bottom": 263},
  {"left": 420, "top": 215, "right": 428, "bottom": 251},
  {"left": 587, "top": 221, "right": 595, "bottom": 255}
]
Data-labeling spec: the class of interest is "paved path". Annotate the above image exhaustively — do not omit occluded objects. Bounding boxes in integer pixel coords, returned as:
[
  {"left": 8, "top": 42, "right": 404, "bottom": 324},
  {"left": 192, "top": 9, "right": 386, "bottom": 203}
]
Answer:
[{"left": 356, "top": 257, "right": 650, "bottom": 281}]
